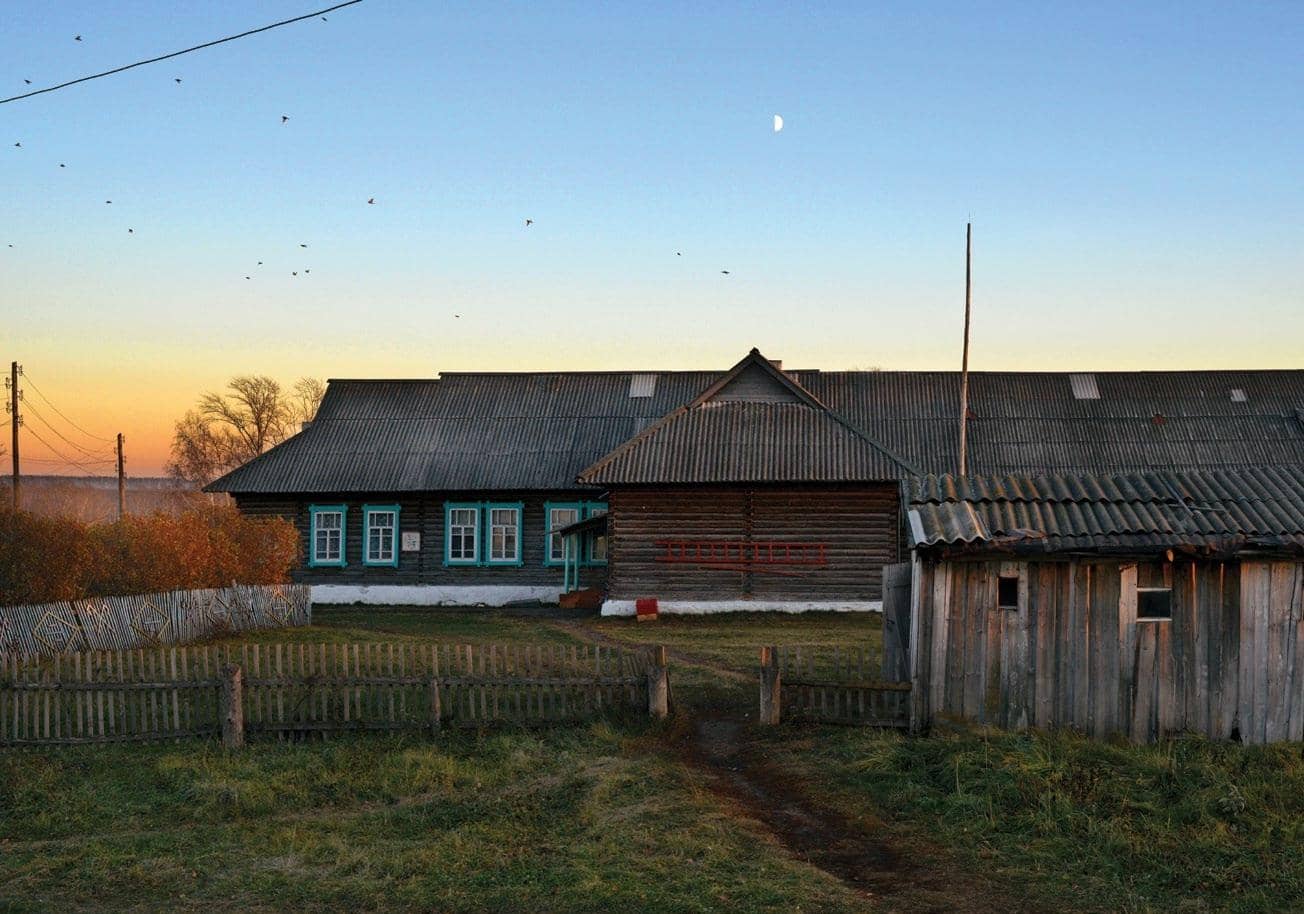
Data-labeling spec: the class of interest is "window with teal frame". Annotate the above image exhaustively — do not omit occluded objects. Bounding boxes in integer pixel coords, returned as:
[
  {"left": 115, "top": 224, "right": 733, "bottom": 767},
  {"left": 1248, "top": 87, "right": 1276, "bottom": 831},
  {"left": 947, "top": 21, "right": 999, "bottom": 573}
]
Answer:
[
  {"left": 444, "top": 502, "right": 481, "bottom": 565},
  {"left": 485, "top": 502, "right": 524, "bottom": 565},
  {"left": 585, "top": 502, "right": 608, "bottom": 565},
  {"left": 362, "top": 504, "right": 401, "bottom": 567},
  {"left": 308, "top": 504, "right": 347, "bottom": 568},
  {"left": 544, "top": 502, "right": 583, "bottom": 566}
]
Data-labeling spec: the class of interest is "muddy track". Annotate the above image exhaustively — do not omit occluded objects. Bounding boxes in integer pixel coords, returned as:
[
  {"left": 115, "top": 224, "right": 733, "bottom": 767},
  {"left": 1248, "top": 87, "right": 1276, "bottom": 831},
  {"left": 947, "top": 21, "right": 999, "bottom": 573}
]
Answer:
[{"left": 678, "top": 714, "right": 1035, "bottom": 913}]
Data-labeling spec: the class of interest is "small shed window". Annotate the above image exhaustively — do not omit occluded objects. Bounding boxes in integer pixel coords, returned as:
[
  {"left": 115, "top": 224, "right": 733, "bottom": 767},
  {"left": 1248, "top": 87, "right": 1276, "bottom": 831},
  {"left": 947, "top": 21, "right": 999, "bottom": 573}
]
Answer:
[
  {"left": 1137, "top": 588, "right": 1172, "bottom": 621},
  {"left": 586, "top": 502, "right": 608, "bottom": 564},
  {"left": 997, "top": 575, "right": 1020, "bottom": 610}
]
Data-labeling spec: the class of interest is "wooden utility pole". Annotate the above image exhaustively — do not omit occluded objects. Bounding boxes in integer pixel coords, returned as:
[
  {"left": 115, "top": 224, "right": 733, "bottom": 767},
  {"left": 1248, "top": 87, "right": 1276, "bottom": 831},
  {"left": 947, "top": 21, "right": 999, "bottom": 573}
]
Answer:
[
  {"left": 958, "top": 223, "right": 973, "bottom": 476},
  {"left": 116, "top": 433, "right": 126, "bottom": 520},
  {"left": 8, "top": 361, "right": 19, "bottom": 510}
]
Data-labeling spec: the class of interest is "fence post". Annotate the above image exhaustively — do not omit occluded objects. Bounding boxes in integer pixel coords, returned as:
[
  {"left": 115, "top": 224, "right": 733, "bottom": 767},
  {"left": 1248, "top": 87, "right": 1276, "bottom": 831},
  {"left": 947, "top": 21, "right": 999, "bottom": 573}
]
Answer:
[
  {"left": 647, "top": 646, "right": 669, "bottom": 719},
  {"left": 428, "top": 676, "right": 442, "bottom": 735},
  {"left": 759, "top": 646, "right": 781, "bottom": 725},
  {"left": 220, "top": 664, "right": 245, "bottom": 749}
]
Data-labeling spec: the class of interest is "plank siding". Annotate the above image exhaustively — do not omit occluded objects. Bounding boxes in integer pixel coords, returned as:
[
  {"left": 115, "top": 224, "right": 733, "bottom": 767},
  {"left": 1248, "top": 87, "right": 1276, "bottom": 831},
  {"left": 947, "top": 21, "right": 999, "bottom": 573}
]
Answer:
[
  {"left": 606, "top": 484, "right": 899, "bottom": 601},
  {"left": 235, "top": 492, "right": 607, "bottom": 591},
  {"left": 912, "top": 556, "right": 1304, "bottom": 745}
]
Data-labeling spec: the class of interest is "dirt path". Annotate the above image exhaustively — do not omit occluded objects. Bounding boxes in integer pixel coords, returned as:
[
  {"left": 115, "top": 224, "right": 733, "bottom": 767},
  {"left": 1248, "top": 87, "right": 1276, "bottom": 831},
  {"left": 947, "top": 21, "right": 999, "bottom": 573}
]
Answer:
[
  {"left": 536, "top": 617, "right": 750, "bottom": 682},
  {"left": 678, "top": 712, "right": 1039, "bottom": 914}
]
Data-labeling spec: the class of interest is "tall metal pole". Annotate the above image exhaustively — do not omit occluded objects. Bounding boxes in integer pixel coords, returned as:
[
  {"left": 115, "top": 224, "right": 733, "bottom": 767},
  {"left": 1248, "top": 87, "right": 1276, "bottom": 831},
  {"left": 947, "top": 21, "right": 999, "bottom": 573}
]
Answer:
[
  {"left": 9, "top": 361, "right": 19, "bottom": 510},
  {"left": 958, "top": 224, "right": 972, "bottom": 476},
  {"left": 116, "top": 433, "right": 126, "bottom": 520}
]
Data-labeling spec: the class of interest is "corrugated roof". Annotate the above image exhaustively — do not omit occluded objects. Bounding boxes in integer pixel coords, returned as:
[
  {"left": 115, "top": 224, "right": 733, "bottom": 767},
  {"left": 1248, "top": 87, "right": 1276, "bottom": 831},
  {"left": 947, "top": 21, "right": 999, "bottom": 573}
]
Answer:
[
  {"left": 907, "top": 466, "right": 1304, "bottom": 556},
  {"left": 206, "top": 353, "right": 1304, "bottom": 495}
]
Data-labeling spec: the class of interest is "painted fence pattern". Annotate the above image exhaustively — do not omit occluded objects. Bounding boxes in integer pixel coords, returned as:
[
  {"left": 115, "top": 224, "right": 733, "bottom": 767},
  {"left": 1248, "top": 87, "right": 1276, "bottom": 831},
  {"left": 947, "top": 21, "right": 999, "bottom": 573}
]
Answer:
[
  {"left": 0, "top": 641, "right": 664, "bottom": 746},
  {"left": 0, "top": 584, "right": 311, "bottom": 656},
  {"left": 759, "top": 645, "right": 910, "bottom": 727}
]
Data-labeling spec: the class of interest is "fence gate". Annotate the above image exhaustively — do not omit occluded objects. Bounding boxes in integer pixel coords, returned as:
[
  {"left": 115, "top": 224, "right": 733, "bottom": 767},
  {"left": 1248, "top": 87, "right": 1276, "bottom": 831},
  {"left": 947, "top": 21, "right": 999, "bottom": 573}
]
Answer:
[{"left": 880, "top": 562, "right": 912, "bottom": 683}]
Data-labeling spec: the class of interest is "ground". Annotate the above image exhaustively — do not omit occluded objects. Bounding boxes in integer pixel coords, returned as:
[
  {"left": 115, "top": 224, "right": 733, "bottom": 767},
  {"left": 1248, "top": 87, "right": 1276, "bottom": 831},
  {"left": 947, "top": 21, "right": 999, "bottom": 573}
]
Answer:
[{"left": 2, "top": 607, "right": 1301, "bottom": 913}]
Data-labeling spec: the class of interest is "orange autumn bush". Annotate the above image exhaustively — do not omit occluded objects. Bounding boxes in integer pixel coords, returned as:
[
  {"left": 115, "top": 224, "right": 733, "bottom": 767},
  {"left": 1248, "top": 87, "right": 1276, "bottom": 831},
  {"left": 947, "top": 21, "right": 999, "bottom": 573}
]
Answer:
[{"left": 0, "top": 504, "right": 299, "bottom": 606}]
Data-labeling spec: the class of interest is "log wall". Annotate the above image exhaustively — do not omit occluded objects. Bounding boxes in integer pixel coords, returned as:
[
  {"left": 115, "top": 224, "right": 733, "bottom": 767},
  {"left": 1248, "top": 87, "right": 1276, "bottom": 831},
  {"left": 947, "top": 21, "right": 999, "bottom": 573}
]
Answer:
[
  {"left": 909, "top": 556, "right": 1304, "bottom": 744},
  {"left": 607, "top": 484, "right": 900, "bottom": 602}
]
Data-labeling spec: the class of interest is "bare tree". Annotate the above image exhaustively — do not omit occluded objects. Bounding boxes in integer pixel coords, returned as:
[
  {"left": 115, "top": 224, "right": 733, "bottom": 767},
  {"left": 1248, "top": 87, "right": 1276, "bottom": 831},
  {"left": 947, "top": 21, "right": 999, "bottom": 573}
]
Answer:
[
  {"left": 167, "top": 376, "right": 325, "bottom": 487},
  {"left": 288, "top": 377, "right": 327, "bottom": 429}
]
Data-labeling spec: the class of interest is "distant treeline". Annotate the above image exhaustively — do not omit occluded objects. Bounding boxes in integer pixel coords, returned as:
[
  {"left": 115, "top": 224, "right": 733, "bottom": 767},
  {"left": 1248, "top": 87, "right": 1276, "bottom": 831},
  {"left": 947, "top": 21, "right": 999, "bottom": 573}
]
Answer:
[
  {"left": 0, "top": 504, "right": 299, "bottom": 606},
  {"left": 0, "top": 476, "right": 213, "bottom": 524}
]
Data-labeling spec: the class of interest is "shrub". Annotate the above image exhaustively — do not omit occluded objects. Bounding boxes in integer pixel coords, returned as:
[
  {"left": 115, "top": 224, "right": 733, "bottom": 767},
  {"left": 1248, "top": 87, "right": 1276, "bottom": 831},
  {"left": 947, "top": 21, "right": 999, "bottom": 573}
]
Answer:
[{"left": 0, "top": 505, "right": 299, "bottom": 605}]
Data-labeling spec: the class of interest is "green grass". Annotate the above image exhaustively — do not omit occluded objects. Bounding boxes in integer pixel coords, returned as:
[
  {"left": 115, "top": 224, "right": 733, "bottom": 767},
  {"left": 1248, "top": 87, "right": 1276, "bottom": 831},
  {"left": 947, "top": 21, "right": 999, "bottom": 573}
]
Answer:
[
  {"left": 3, "top": 606, "right": 1301, "bottom": 913},
  {"left": 758, "top": 724, "right": 1304, "bottom": 914},
  {"left": 0, "top": 724, "right": 868, "bottom": 914}
]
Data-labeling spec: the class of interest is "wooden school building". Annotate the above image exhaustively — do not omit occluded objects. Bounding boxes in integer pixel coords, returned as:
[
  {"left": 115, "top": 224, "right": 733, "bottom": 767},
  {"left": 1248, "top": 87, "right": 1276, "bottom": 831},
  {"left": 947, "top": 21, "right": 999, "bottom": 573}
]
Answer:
[
  {"left": 901, "top": 468, "right": 1304, "bottom": 744},
  {"left": 208, "top": 348, "right": 1304, "bottom": 615}
]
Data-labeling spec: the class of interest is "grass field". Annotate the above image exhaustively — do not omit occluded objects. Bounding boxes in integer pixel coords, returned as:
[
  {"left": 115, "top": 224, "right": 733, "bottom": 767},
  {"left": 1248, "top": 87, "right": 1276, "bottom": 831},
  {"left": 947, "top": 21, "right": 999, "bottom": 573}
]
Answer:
[{"left": 2, "top": 607, "right": 1301, "bottom": 913}]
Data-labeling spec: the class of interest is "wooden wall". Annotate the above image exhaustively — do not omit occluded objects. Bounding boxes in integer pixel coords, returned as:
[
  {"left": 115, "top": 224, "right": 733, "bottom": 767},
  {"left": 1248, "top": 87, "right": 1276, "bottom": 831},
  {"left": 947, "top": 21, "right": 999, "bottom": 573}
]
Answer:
[
  {"left": 607, "top": 484, "right": 900, "bottom": 601},
  {"left": 908, "top": 556, "right": 1304, "bottom": 744},
  {"left": 234, "top": 492, "right": 606, "bottom": 590}
]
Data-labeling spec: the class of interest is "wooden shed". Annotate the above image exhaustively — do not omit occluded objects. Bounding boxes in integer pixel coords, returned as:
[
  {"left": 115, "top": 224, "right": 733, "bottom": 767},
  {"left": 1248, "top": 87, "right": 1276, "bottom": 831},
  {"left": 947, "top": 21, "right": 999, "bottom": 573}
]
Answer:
[{"left": 899, "top": 468, "right": 1304, "bottom": 744}]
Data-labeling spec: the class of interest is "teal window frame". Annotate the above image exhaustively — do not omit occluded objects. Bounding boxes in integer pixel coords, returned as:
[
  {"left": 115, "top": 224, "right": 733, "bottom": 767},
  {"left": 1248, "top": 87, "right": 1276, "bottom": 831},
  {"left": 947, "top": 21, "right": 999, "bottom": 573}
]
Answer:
[
  {"left": 444, "top": 502, "right": 481, "bottom": 566},
  {"left": 362, "top": 504, "right": 401, "bottom": 567},
  {"left": 485, "top": 502, "right": 525, "bottom": 566},
  {"left": 308, "top": 504, "right": 348, "bottom": 568},
  {"left": 544, "top": 501, "right": 584, "bottom": 567},
  {"left": 584, "top": 501, "right": 608, "bottom": 566}
]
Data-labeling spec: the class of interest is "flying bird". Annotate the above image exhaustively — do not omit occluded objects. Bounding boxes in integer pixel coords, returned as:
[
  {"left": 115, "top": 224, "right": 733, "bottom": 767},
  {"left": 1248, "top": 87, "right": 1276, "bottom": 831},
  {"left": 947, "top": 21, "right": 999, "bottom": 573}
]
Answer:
[
  {"left": 524, "top": 218, "right": 533, "bottom": 227},
  {"left": 127, "top": 228, "right": 133, "bottom": 234},
  {"left": 292, "top": 271, "right": 298, "bottom": 276},
  {"left": 23, "top": 79, "right": 30, "bottom": 85},
  {"left": 675, "top": 251, "right": 681, "bottom": 256},
  {"left": 74, "top": 35, "right": 82, "bottom": 42},
  {"left": 257, "top": 261, "right": 263, "bottom": 265},
  {"left": 174, "top": 78, "right": 182, "bottom": 84},
  {"left": 299, "top": 243, "right": 307, "bottom": 248},
  {"left": 12, "top": 142, "right": 19, "bottom": 147},
  {"left": 281, "top": 115, "right": 289, "bottom": 124},
  {"left": 721, "top": 270, "right": 730, "bottom": 275},
  {"left": 245, "top": 276, "right": 251, "bottom": 280},
  {"left": 59, "top": 163, "right": 65, "bottom": 168},
  {"left": 367, "top": 197, "right": 375, "bottom": 204},
  {"left": 304, "top": 269, "right": 310, "bottom": 274},
  {"left": 105, "top": 200, "right": 111, "bottom": 204}
]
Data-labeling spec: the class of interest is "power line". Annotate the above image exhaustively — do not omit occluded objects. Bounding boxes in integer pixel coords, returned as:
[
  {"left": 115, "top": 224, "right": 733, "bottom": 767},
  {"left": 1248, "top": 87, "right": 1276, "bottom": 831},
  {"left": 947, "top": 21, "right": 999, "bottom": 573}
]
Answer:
[
  {"left": 22, "top": 399, "right": 115, "bottom": 460},
  {"left": 23, "top": 424, "right": 116, "bottom": 475},
  {"left": 0, "top": 0, "right": 365, "bottom": 106},
  {"left": 18, "top": 371, "right": 114, "bottom": 443}
]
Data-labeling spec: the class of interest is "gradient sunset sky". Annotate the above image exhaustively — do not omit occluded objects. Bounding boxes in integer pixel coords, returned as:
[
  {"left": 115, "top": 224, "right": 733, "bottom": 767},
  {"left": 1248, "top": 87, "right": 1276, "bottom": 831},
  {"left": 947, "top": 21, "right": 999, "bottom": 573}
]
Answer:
[{"left": 4, "top": 2, "right": 1302, "bottom": 475}]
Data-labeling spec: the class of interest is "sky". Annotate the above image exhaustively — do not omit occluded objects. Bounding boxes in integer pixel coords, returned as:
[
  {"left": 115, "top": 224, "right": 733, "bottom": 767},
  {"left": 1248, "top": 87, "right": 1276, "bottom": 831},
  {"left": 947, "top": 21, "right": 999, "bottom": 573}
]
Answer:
[{"left": 3, "top": 1, "right": 1302, "bottom": 475}]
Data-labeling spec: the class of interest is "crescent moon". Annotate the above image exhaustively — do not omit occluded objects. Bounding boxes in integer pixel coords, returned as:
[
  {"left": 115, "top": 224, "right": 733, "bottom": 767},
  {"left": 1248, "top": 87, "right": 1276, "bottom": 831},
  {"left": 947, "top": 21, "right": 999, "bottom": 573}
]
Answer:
[{"left": 773, "top": 114, "right": 784, "bottom": 132}]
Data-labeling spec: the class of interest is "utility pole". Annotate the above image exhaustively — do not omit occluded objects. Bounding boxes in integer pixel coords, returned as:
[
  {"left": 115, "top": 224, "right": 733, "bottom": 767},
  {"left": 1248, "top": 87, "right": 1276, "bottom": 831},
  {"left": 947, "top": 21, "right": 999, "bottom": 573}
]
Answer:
[
  {"left": 116, "top": 433, "right": 126, "bottom": 520},
  {"left": 958, "top": 223, "right": 973, "bottom": 476},
  {"left": 6, "top": 361, "right": 20, "bottom": 510}
]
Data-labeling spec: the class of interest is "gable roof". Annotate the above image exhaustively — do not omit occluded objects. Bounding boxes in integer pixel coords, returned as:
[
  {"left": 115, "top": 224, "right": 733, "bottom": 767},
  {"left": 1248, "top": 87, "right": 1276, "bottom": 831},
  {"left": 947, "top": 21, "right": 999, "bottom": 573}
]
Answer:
[
  {"left": 906, "top": 466, "right": 1304, "bottom": 556},
  {"left": 205, "top": 351, "right": 1304, "bottom": 496},
  {"left": 578, "top": 349, "right": 920, "bottom": 485}
]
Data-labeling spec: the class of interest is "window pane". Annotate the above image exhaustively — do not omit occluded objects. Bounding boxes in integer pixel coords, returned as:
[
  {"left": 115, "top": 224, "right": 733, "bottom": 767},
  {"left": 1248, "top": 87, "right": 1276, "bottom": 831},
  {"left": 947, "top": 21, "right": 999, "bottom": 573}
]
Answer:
[
  {"left": 997, "top": 576, "right": 1019, "bottom": 609},
  {"left": 448, "top": 507, "right": 478, "bottom": 561},
  {"left": 489, "top": 507, "right": 519, "bottom": 561},
  {"left": 549, "top": 508, "right": 579, "bottom": 561},
  {"left": 314, "top": 511, "right": 342, "bottom": 562},
  {"left": 1138, "top": 589, "right": 1172, "bottom": 620},
  {"left": 367, "top": 511, "right": 396, "bottom": 562}
]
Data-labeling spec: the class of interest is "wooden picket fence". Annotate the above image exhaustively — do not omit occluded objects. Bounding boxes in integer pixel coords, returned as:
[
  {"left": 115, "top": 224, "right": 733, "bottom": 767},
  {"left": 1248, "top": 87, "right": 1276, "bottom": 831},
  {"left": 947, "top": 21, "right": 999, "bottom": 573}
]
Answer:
[
  {"left": 0, "top": 641, "right": 667, "bottom": 747},
  {"left": 0, "top": 584, "right": 311, "bottom": 656},
  {"left": 758, "top": 645, "right": 910, "bottom": 727}
]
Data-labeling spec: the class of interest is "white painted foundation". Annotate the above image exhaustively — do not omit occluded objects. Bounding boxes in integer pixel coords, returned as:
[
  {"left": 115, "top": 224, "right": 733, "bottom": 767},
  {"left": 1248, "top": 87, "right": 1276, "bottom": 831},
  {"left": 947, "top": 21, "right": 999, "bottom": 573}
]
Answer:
[
  {"left": 600, "top": 599, "right": 883, "bottom": 617},
  {"left": 310, "top": 584, "right": 560, "bottom": 607}
]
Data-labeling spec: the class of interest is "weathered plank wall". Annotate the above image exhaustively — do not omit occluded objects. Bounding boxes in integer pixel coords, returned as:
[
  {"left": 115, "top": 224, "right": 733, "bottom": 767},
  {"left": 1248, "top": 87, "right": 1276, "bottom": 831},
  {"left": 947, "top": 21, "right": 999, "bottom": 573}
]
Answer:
[
  {"left": 607, "top": 484, "right": 900, "bottom": 601},
  {"left": 1, "top": 641, "right": 656, "bottom": 746},
  {"left": 909, "top": 557, "right": 1304, "bottom": 744},
  {"left": 0, "top": 584, "right": 310, "bottom": 657}
]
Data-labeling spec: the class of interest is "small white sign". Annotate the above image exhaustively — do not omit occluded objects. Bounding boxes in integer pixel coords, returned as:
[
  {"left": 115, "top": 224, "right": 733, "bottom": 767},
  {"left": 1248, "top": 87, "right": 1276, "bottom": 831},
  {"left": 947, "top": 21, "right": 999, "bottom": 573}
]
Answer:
[{"left": 401, "top": 531, "right": 421, "bottom": 552}]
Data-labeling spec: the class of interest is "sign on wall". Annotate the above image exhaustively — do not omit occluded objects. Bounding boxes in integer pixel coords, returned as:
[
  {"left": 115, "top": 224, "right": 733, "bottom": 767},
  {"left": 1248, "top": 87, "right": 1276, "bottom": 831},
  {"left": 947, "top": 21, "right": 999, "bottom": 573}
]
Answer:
[{"left": 401, "top": 531, "right": 421, "bottom": 552}]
